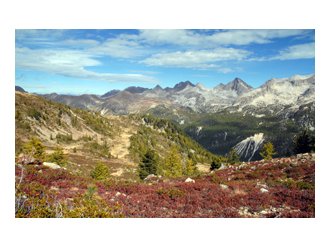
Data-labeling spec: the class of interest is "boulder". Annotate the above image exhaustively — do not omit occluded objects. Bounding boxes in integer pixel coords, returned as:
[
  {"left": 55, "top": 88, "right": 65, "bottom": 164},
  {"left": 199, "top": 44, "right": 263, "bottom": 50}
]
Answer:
[
  {"left": 115, "top": 192, "right": 127, "bottom": 197},
  {"left": 144, "top": 174, "right": 157, "bottom": 181},
  {"left": 43, "top": 162, "right": 61, "bottom": 169},
  {"left": 260, "top": 188, "right": 269, "bottom": 193},
  {"left": 17, "top": 154, "right": 36, "bottom": 165},
  {"left": 144, "top": 174, "right": 162, "bottom": 183},
  {"left": 219, "top": 184, "right": 229, "bottom": 190},
  {"left": 185, "top": 178, "right": 195, "bottom": 183}
]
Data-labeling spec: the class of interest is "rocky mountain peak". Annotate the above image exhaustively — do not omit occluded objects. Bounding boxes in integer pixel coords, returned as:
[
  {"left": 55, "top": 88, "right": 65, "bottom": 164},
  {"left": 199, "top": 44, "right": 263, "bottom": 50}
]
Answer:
[
  {"left": 153, "top": 84, "right": 163, "bottom": 90},
  {"left": 173, "top": 81, "right": 195, "bottom": 91},
  {"left": 101, "top": 89, "right": 120, "bottom": 98},
  {"left": 124, "top": 86, "right": 148, "bottom": 94},
  {"left": 223, "top": 78, "right": 253, "bottom": 95}
]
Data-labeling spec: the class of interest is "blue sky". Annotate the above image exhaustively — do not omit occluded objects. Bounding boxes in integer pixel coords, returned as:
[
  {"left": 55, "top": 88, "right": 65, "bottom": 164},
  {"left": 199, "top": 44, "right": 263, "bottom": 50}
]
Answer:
[{"left": 15, "top": 29, "right": 315, "bottom": 94}]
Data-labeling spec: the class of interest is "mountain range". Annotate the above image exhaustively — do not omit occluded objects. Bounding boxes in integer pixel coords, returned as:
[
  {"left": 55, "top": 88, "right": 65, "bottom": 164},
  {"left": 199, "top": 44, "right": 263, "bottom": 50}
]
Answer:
[
  {"left": 17, "top": 74, "right": 315, "bottom": 161},
  {"left": 40, "top": 74, "right": 315, "bottom": 118}
]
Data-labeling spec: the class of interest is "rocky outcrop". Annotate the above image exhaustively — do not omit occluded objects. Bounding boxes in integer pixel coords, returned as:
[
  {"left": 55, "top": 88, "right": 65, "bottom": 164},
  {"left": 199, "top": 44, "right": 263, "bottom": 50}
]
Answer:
[{"left": 42, "top": 162, "right": 61, "bottom": 169}]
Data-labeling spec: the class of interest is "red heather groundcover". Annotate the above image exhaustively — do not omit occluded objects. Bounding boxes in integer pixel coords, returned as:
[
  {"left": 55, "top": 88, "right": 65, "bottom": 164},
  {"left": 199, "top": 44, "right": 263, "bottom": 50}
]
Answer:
[{"left": 15, "top": 154, "right": 315, "bottom": 218}]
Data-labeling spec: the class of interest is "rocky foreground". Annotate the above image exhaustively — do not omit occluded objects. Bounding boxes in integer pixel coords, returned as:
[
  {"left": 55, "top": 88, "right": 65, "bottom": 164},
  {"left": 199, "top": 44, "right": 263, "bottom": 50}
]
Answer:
[{"left": 15, "top": 153, "right": 314, "bottom": 218}]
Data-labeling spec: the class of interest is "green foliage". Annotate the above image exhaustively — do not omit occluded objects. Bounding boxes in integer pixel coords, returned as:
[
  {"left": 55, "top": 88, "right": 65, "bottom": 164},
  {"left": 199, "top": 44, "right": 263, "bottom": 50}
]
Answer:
[
  {"left": 71, "top": 115, "right": 81, "bottom": 129},
  {"left": 226, "top": 148, "right": 240, "bottom": 164},
  {"left": 210, "top": 160, "right": 222, "bottom": 171},
  {"left": 138, "top": 149, "right": 159, "bottom": 180},
  {"left": 293, "top": 130, "right": 315, "bottom": 154},
  {"left": 91, "top": 162, "right": 109, "bottom": 180},
  {"left": 78, "top": 110, "right": 112, "bottom": 136},
  {"left": 23, "top": 137, "right": 45, "bottom": 160},
  {"left": 27, "top": 108, "right": 42, "bottom": 121},
  {"left": 55, "top": 133, "right": 73, "bottom": 144},
  {"left": 84, "top": 140, "right": 111, "bottom": 158},
  {"left": 63, "top": 187, "right": 123, "bottom": 218},
  {"left": 46, "top": 146, "right": 67, "bottom": 166},
  {"left": 260, "top": 142, "right": 276, "bottom": 160},
  {"left": 15, "top": 138, "right": 24, "bottom": 155},
  {"left": 156, "top": 187, "right": 185, "bottom": 200},
  {"left": 16, "top": 183, "right": 123, "bottom": 218},
  {"left": 79, "top": 135, "right": 93, "bottom": 142},
  {"left": 129, "top": 114, "right": 221, "bottom": 168},
  {"left": 280, "top": 178, "right": 314, "bottom": 190},
  {"left": 184, "top": 159, "right": 197, "bottom": 176},
  {"left": 163, "top": 146, "right": 183, "bottom": 178},
  {"left": 15, "top": 182, "right": 56, "bottom": 218}
]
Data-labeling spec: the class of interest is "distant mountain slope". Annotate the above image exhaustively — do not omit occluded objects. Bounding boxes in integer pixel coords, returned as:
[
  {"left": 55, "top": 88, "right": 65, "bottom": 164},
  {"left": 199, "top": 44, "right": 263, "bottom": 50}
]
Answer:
[
  {"left": 15, "top": 85, "right": 27, "bottom": 93},
  {"left": 234, "top": 75, "right": 315, "bottom": 111},
  {"left": 36, "top": 74, "right": 315, "bottom": 161},
  {"left": 40, "top": 74, "right": 315, "bottom": 117},
  {"left": 15, "top": 91, "right": 219, "bottom": 179}
]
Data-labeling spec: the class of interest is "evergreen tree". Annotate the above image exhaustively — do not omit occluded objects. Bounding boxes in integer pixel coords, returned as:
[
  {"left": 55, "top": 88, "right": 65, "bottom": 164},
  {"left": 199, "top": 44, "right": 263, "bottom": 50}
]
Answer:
[
  {"left": 47, "top": 146, "right": 67, "bottom": 166},
  {"left": 23, "top": 137, "right": 45, "bottom": 160},
  {"left": 260, "top": 142, "right": 276, "bottom": 160},
  {"left": 210, "top": 160, "right": 221, "bottom": 171},
  {"left": 163, "top": 146, "right": 183, "bottom": 178},
  {"left": 293, "top": 130, "right": 315, "bottom": 154},
  {"left": 184, "top": 158, "right": 197, "bottom": 176},
  {"left": 227, "top": 148, "right": 240, "bottom": 164},
  {"left": 138, "top": 149, "right": 159, "bottom": 180},
  {"left": 91, "top": 162, "right": 109, "bottom": 180}
]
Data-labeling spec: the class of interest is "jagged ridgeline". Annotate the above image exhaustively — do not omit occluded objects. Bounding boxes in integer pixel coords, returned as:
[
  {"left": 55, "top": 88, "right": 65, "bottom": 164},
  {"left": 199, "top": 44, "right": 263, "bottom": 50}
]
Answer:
[
  {"left": 15, "top": 91, "right": 220, "bottom": 179},
  {"left": 39, "top": 75, "right": 315, "bottom": 161}
]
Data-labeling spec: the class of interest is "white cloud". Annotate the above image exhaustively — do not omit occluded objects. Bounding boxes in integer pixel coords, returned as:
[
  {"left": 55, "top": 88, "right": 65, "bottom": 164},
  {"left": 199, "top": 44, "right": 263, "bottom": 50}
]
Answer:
[
  {"left": 250, "top": 42, "right": 315, "bottom": 61},
  {"left": 138, "top": 29, "right": 310, "bottom": 47},
  {"left": 272, "top": 42, "right": 315, "bottom": 60},
  {"left": 89, "top": 37, "right": 146, "bottom": 58},
  {"left": 61, "top": 39, "right": 100, "bottom": 48},
  {"left": 141, "top": 48, "right": 250, "bottom": 72},
  {"left": 16, "top": 47, "right": 158, "bottom": 83},
  {"left": 16, "top": 29, "right": 67, "bottom": 47},
  {"left": 139, "top": 29, "right": 202, "bottom": 46}
]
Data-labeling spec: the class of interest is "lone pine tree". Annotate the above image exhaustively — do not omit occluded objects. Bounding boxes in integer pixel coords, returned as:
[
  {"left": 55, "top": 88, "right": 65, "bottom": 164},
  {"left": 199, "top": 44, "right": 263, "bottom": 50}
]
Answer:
[
  {"left": 138, "top": 149, "right": 159, "bottom": 180},
  {"left": 260, "top": 142, "right": 276, "bottom": 161}
]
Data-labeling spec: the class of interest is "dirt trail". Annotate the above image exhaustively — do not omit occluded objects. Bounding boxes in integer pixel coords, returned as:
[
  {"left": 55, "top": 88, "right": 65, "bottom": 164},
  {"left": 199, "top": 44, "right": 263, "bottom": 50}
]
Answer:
[{"left": 110, "top": 122, "right": 136, "bottom": 163}]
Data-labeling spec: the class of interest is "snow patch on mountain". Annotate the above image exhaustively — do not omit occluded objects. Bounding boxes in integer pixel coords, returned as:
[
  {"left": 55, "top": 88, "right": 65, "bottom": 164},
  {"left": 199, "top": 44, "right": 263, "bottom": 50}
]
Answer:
[
  {"left": 234, "top": 133, "right": 265, "bottom": 161},
  {"left": 196, "top": 126, "right": 203, "bottom": 135}
]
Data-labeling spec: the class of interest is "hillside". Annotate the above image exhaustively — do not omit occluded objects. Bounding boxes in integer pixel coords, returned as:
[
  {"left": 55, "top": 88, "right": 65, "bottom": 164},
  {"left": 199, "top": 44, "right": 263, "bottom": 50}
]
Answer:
[
  {"left": 15, "top": 91, "right": 219, "bottom": 180},
  {"left": 15, "top": 90, "right": 315, "bottom": 218},
  {"left": 15, "top": 153, "right": 314, "bottom": 217},
  {"left": 38, "top": 74, "right": 315, "bottom": 161}
]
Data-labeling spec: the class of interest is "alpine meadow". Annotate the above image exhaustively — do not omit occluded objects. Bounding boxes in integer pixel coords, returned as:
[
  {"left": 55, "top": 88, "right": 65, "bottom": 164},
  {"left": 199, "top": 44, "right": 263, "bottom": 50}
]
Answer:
[{"left": 15, "top": 29, "right": 315, "bottom": 218}]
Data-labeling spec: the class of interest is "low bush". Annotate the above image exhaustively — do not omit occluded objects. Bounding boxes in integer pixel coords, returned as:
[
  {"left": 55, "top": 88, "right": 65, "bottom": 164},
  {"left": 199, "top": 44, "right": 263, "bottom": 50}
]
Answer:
[
  {"left": 46, "top": 146, "right": 67, "bottom": 167},
  {"left": 91, "top": 163, "right": 109, "bottom": 180}
]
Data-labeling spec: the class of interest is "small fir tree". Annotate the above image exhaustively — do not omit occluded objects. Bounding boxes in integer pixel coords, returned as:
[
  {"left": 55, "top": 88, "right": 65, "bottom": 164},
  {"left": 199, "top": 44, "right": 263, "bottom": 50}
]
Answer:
[
  {"left": 184, "top": 158, "right": 197, "bottom": 176},
  {"left": 227, "top": 148, "right": 240, "bottom": 164},
  {"left": 293, "top": 130, "right": 315, "bottom": 154},
  {"left": 47, "top": 146, "right": 67, "bottom": 166},
  {"left": 210, "top": 160, "right": 221, "bottom": 171},
  {"left": 91, "top": 162, "right": 109, "bottom": 180},
  {"left": 23, "top": 137, "right": 45, "bottom": 160},
  {"left": 260, "top": 142, "right": 276, "bottom": 160},
  {"left": 138, "top": 149, "right": 159, "bottom": 180},
  {"left": 163, "top": 146, "right": 183, "bottom": 178}
]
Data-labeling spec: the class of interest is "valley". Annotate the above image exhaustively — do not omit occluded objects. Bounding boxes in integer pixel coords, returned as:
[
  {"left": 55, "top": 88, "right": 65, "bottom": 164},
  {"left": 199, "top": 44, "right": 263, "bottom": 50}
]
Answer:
[
  {"left": 39, "top": 74, "right": 315, "bottom": 161},
  {"left": 15, "top": 74, "right": 315, "bottom": 218}
]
